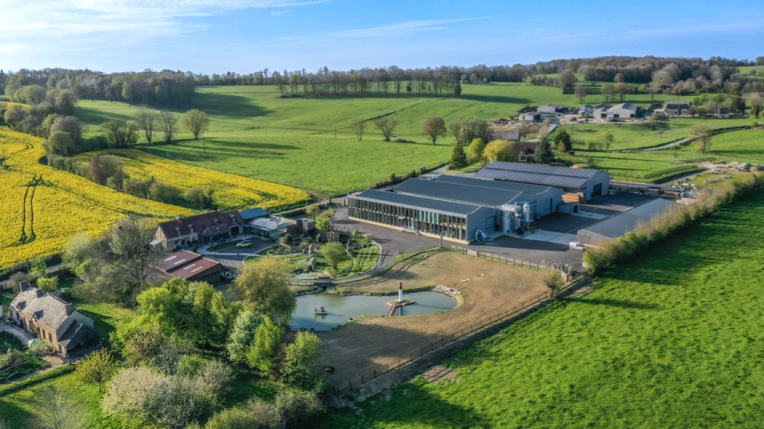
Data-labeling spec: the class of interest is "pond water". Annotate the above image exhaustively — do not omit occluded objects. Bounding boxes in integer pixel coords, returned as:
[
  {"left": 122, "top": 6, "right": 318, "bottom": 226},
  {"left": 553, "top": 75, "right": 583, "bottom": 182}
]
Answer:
[{"left": 290, "top": 292, "right": 458, "bottom": 331}]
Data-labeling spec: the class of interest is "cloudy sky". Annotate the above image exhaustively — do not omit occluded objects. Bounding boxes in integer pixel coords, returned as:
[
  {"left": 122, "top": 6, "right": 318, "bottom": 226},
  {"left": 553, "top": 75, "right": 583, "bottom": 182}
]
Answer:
[{"left": 1, "top": 0, "right": 762, "bottom": 73}]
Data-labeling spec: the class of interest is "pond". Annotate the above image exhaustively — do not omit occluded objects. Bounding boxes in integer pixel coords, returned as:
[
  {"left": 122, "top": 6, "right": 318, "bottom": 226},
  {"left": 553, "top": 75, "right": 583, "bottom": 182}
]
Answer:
[{"left": 290, "top": 292, "right": 458, "bottom": 331}]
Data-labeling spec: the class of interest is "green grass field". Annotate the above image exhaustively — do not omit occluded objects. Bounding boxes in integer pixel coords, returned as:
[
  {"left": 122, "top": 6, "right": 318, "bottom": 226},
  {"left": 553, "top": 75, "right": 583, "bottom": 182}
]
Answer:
[
  {"left": 556, "top": 117, "right": 752, "bottom": 151},
  {"left": 569, "top": 151, "right": 701, "bottom": 181},
  {"left": 675, "top": 128, "right": 764, "bottom": 163},
  {"left": 74, "top": 84, "right": 701, "bottom": 194},
  {"left": 738, "top": 66, "right": 764, "bottom": 78},
  {"left": 317, "top": 190, "right": 764, "bottom": 429}
]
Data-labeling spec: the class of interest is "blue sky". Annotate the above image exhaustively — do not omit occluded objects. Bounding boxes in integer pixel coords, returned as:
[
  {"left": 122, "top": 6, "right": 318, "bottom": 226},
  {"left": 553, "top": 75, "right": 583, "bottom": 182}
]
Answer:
[{"left": 1, "top": 0, "right": 762, "bottom": 73}]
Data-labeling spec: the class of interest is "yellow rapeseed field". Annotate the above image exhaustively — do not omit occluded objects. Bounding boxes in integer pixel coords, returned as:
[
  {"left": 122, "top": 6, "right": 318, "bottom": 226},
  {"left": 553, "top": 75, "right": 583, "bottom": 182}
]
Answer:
[
  {"left": 0, "top": 128, "right": 194, "bottom": 269},
  {"left": 74, "top": 149, "right": 309, "bottom": 210}
]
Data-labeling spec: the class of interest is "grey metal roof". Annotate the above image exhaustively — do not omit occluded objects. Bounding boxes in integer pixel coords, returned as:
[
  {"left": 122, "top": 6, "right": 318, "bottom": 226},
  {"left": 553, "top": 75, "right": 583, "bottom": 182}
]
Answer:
[
  {"left": 579, "top": 198, "right": 674, "bottom": 239},
  {"left": 475, "top": 161, "right": 605, "bottom": 188},
  {"left": 475, "top": 169, "right": 588, "bottom": 188},
  {"left": 240, "top": 208, "right": 268, "bottom": 220},
  {"left": 481, "top": 161, "right": 600, "bottom": 178},
  {"left": 354, "top": 189, "right": 479, "bottom": 216},
  {"left": 393, "top": 178, "right": 522, "bottom": 207},
  {"left": 433, "top": 174, "right": 553, "bottom": 194}
]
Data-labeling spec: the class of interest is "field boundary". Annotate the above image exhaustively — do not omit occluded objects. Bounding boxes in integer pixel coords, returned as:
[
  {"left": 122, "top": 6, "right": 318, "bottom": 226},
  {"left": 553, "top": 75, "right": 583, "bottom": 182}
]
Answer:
[{"left": 325, "top": 275, "right": 590, "bottom": 396}]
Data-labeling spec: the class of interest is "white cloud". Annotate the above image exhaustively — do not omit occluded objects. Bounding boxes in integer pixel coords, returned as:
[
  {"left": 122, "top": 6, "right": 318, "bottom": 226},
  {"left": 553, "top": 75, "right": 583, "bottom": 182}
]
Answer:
[
  {"left": 329, "top": 18, "right": 481, "bottom": 39},
  {"left": 0, "top": 0, "right": 327, "bottom": 43}
]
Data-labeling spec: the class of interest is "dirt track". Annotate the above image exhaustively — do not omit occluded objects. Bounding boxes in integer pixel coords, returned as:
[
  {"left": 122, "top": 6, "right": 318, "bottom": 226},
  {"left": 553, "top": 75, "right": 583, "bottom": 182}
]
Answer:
[{"left": 317, "top": 251, "right": 546, "bottom": 386}]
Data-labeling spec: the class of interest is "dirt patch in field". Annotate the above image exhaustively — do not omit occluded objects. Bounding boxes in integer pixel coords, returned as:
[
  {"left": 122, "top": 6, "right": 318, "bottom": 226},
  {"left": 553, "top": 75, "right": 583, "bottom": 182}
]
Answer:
[
  {"left": 422, "top": 365, "right": 457, "bottom": 384},
  {"left": 317, "top": 252, "right": 546, "bottom": 386}
]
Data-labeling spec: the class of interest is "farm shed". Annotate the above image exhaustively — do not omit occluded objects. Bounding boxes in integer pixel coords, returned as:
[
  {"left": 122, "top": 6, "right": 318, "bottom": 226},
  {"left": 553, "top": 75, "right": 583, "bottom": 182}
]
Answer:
[
  {"left": 347, "top": 175, "right": 567, "bottom": 244},
  {"left": 155, "top": 250, "right": 226, "bottom": 284},
  {"left": 576, "top": 198, "right": 675, "bottom": 245},
  {"left": 474, "top": 161, "right": 610, "bottom": 201}
]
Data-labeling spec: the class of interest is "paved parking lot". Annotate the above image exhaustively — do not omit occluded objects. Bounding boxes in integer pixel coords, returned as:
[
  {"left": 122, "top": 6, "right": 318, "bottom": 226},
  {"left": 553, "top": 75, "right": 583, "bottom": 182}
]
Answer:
[{"left": 332, "top": 207, "right": 585, "bottom": 271}]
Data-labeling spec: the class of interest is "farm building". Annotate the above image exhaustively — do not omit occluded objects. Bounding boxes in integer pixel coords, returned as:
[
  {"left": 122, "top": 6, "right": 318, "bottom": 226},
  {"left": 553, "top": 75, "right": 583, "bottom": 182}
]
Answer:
[
  {"left": 155, "top": 210, "right": 247, "bottom": 248},
  {"left": 520, "top": 112, "right": 541, "bottom": 122},
  {"left": 537, "top": 104, "right": 568, "bottom": 113},
  {"left": 474, "top": 162, "right": 610, "bottom": 201},
  {"left": 490, "top": 130, "right": 521, "bottom": 141},
  {"left": 664, "top": 101, "right": 691, "bottom": 116},
  {"left": 576, "top": 198, "right": 675, "bottom": 245},
  {"left": 593, "top": 103, "right": 639, "bottom": 119},
  {"left": 155, "top": 250, "right": 226, "bottom": 284},
  {"left": 347, "top": 175, "right": 574, "bottom": 244}
]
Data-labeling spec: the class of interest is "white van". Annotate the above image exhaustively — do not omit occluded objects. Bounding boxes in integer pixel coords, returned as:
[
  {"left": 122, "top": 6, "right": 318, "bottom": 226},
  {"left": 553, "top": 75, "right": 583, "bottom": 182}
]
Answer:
[{"left": 569, "top": 241, "right": 585, "bottom": 251}]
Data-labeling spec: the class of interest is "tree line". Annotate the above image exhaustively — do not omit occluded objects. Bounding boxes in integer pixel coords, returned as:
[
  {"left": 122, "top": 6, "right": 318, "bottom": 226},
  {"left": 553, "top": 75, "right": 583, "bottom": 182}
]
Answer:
[{"left": 1, "top": 68, "right": 196, "bottom": 108}]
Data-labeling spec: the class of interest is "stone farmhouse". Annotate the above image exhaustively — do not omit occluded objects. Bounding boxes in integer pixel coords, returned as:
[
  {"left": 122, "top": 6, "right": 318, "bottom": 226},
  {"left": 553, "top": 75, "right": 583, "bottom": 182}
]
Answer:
[{"left": 9, "top": 285, "right": 100, "bottom": 357}]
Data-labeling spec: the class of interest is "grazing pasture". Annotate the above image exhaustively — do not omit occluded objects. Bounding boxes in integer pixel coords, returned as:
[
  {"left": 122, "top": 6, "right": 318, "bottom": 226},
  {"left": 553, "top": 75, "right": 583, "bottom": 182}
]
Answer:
[
  {"left": 318, "top": 190, "right": 764, "bottom": 429},
  {"left": 73, "top": 84, "right": 694, "bottom": 194}
]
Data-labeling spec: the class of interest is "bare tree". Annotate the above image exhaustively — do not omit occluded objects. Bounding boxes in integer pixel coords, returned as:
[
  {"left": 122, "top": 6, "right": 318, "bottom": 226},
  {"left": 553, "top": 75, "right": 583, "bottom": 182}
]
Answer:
[
  {"left": 692, "top": 124, "right": 713, "bottom": 153},
  {"left": 158, "top": 111, "right": 179, "bottom": 144},
  {"left": 180, "top": 109, "right": 210, "bottom": 140},
  {"left": 135, "top": 106, "right": 157, "bottom": 145},
  {"left": 350, "top": 118, "right": 367, "bottom": 141},
  {"left": 422, "top": 117, "right": 447, "bottom": 145},
  {"left": 449, "top": 117, "right": 463, "bottom": 142},
  {"left": 574, "top": 85, "right": 588, "bottom": 103},
  {"left": 544, "top": 270, "right": 564, "bottom": 302},
  {"left": 35, "top": 386, "right": 86, "bottom": 429},
  {"left": 373, "top": 116, "right": 398, "bottom": 141}
]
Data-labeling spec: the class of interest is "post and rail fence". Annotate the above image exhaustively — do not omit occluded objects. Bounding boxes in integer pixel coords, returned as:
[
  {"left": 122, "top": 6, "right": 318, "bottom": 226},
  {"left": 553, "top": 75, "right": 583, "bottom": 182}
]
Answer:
[{"left": 324, "top": 275, "right": 591, "bottom": 396}]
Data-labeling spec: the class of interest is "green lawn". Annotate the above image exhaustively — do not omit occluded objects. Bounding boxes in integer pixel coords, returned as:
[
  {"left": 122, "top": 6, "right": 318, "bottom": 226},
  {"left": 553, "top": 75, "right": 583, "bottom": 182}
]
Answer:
[
  {"left": 317, "top": 190, "right": 764, "bottom": 429},
  {"left": 0, "top": 332, "right": 21, "bottom": 352},
  {"left": 738, "top": 65, "right": 764, "bottom": 78}
]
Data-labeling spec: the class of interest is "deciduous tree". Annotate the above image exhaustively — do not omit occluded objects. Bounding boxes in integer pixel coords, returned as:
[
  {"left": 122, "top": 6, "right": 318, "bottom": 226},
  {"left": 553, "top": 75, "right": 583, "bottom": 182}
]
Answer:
[
  {"left": 554, "top": 129, "right": 572, "bottom": 153},
  {"left": 76, "top": 349, "right": 117, "bottom": 392},
  {"left": 422, "top": 116, "right": 446, "bottom": 145},
  {"left": 557, "top": 70, "right": 576, "bottom": 94},
  {"left": 102, "top": 120, "right": 139, "bottom": 148},
  {"left": 159, "top": 110, "right": 179, "bottom": 143},
  {"left": 692, "top": 124, "right": 713, "bottom": 153},
  {"left": 135, "top": 106, "right": 158, "bottom": 145},
  {"left": 280, "top": 331, "right": 323, "bottom": 390},
  {"left": 574, "top": 84, "right": 588, "bottom": 103},
  {"left": 181, "top": 109, "right": 210, "bottom": 140},
  {"left": 246, "top": 316, "right": 284, "bottom": 377},
  {"left": 233, "top": 257, "right": 296, "bottom": 323},
  {"left": 373, "top": 116, "right": 398, "bottom": 141},
  {"left": 227, "top": 310, "right": 263, "bottom": 364},
  {"left": 321, "top": 242, "right": 348, "bottom": 270},
  {"left": 483, "top": 140, "right": 517, "bottom": 163},
  {"left": 350, "top": 117, "right": 367, "bottom": 141}
]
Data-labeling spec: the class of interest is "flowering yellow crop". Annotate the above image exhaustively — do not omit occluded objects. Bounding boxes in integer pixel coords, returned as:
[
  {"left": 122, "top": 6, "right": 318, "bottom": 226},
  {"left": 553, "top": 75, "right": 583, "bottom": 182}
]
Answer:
[
  {"left": 74, "top": 149, "right": 309, "bottom": 210},
  {"left": 0, "top": 129, "right": 194, "bottom": 269}
]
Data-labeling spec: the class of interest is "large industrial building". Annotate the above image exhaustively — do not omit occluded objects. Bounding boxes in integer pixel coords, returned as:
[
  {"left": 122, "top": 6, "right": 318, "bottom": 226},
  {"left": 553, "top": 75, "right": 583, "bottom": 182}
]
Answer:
[
  {"left": 474, "top": 162, "right": 610, "bottom": 201},
  {"left": 348, "top": 175, "right": 583, "bottom": 244}
]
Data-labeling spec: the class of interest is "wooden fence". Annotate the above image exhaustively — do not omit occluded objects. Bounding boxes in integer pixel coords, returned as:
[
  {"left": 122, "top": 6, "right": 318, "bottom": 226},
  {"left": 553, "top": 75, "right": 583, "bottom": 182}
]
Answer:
[
  {"left": 324, "top": 290, "right": 550, "bottom": 396},
  {"left": 449, "top": 245, "right": 559, "bottom": 271},
  {"left": 324, "top": 274, "right": 590, "bottom": 396}
]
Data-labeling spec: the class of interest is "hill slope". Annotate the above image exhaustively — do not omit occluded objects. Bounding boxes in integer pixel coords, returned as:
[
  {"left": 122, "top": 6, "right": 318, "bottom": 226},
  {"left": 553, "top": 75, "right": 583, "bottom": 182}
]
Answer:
[{"left": 0, "top": 128, "right": 193, "bottom": 268}]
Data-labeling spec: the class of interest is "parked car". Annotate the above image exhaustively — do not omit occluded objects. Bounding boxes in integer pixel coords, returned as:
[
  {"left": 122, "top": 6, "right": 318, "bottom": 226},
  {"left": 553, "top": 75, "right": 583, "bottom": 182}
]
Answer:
[
  {"left": 221, "top": 271, "right": 236, "bottom": 280},
  {"left": 569, "top": 241, "right": 585, "bottom": 251},
  {"left": 236, "top": 240, "right": 252, "bottom": 248}
]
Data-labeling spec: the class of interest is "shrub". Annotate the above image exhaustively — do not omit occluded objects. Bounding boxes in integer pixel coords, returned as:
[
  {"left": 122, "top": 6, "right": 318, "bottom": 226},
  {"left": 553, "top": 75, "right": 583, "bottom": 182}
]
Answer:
[
  {"left": 275, "top": 390, "right": 324, "bottom": 428},
  {"left": 36, "top": 276, "right": 58, "bottom": 292},
  {"left": 321, "top": 242, "right": 348, "bottom": 270}
]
